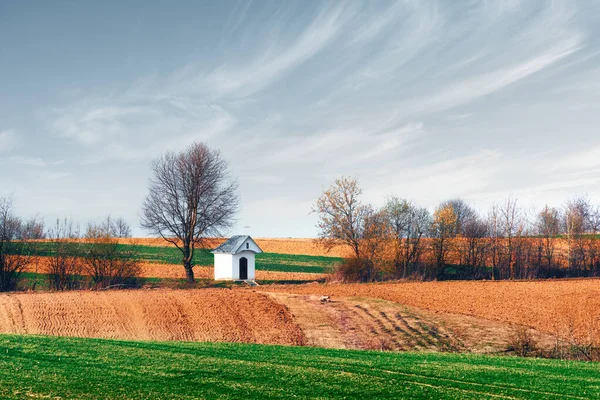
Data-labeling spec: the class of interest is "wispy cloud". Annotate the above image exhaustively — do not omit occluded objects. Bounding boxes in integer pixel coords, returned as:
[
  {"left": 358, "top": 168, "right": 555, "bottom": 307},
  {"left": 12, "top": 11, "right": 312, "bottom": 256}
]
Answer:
[
  {"left": 183, "top": 2, "right": 354, "bottom": 100},
  {"left": 404, "top": 35, "right": 583, "bottom": 116},
  {"left": 260, "top": 122, "right": 424, "bottom": 170}
]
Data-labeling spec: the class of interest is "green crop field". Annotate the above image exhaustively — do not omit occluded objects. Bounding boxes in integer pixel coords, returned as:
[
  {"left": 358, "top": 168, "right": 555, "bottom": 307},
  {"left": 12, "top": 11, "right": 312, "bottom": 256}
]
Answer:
[
  {"left": 14, "top": 242, "right": 341, "bottom": 274},
  {"left": 0, "top": 335, "right": 598, "bottom": 399}
]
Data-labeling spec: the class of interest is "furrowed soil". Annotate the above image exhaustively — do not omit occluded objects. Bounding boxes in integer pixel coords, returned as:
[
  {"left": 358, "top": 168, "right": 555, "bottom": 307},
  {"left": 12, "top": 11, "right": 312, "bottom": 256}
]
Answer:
[
  {"left": 265, "top": 279, "right": 600, "bottom": 339},
  {"left": 0, "top": 289, "right": 306, "bottom": 345},
  {"left": 0, "top": 287, "right": 531, "bottom": 354},
  {"left": 264, "top": 293, "right": 547, "bottom": 353}
]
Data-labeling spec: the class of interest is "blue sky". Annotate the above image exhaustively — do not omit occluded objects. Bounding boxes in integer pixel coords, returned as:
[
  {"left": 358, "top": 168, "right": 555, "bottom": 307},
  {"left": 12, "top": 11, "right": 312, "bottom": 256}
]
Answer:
[{"left": 1, "top": 0, "right": 600, "bottom": 237}]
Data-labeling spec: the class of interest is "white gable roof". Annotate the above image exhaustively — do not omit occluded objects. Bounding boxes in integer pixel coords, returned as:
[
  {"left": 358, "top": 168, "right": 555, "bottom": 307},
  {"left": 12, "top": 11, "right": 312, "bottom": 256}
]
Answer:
[{"left": 211, "top": 235, "right": 263, "bottom": 254}]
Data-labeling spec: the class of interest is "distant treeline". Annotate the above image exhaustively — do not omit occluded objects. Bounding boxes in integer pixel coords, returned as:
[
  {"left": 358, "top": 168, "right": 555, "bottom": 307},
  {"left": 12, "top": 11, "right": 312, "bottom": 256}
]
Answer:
[
  {"left": 0, "top": 196, "right": 140, "bottom": 292},
  {"left": 314, "top": 177, "right": 600, "bottom": 282}
]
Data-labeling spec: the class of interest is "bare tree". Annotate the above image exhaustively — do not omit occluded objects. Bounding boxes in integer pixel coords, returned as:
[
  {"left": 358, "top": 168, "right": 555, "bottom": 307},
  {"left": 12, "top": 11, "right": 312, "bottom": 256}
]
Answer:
[
  {"left": 0, "top": 198, "right": 36, "bottom": 291},
  {"left": 47, "top": 218, "right": 82, "bottom": 290},
  {"left": 535, "top": 205, "right": 561, "bottom": 271},
  {"left": 360, "top": 206, "right": 390, "bottom": 276},
  {"left": 383, "top": 196, "right": 411, "bottom": 272},
  {"left": 383, "top": 197, "right": 430, "bottom": 278},
  {"left": 440, "top": 198, "right": 476, "bottom": 236},
  {"left": 499, "top": 197, "right": 523, "bottom": 279},
  {"left": 21, "top": 216, "right": 45, "bottom": 239},
  {"left": 461, "top": 216, "right": 489, "bottom": 275},
  {"left": 405, "top": 206, "right": 432, "bottom": 275},
  {"left": 487, "top": 204, "right": 502, "bottom": 280},
  {"left": 93, "top": 215, "right": 133, "bottom": 238},
  {"left": 141, "top": 142, "right": 239, "bottom": 283},
  {"left": 108, "top": 216, "right": 132, "bottom": 238},
  {"left": 81, "top": 219, "right": 140, "bottom": 289},
  {"left": 564, "top": 197, "right": 592, "bottom": 272},
  {"left": 313, "top": 177, "right": 370, "bottom": 259}
]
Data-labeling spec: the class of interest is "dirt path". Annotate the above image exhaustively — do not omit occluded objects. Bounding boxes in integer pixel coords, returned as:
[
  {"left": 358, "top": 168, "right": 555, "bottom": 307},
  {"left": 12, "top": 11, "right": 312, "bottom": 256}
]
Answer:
[
  {"left": 265, "top": 279, "right": 600, "bottom": 339},
  {"left": 264, "top": 292, "right": 549, "bottom": 353},
  {"left": 0, "top": 289, "right": 306, "bottom": 345}
]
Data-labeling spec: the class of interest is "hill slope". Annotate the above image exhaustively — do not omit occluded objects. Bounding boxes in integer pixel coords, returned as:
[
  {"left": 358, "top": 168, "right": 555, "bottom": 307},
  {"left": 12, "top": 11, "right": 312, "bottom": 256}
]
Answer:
[
  {"left": 0, "top": 289, "right": 305, "bottom": 345},
  {"left": 1, "top": 335, "right": 597, "bottom": 399}
]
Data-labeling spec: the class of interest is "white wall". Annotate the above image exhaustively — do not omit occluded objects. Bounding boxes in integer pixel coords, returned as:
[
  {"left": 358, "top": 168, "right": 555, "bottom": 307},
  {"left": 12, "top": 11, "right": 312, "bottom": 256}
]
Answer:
[
  {"left": 214, "top": 253, "right": 233, "bottom": 280},
  {"left": 214, "top": 251, "right": 255, "bottom": 280},
  {"left": 240, "top": 238, "right": 262, "bottom": 254}
]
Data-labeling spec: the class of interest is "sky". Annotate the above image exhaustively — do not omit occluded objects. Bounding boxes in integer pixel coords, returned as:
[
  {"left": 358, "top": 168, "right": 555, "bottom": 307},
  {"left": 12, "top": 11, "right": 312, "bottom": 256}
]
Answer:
[{"left": 1, "top": 0, "right": 600, "bottom": 238}]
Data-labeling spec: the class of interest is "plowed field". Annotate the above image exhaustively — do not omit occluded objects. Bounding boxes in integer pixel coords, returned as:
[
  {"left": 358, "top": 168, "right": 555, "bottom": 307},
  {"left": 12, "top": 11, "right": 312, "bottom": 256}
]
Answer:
[
  {"left": 265, "top": 279, "right": 600, "bottom": 338},
  {"left": 0, "top": 289, "right": 306, "bottom": 345}
]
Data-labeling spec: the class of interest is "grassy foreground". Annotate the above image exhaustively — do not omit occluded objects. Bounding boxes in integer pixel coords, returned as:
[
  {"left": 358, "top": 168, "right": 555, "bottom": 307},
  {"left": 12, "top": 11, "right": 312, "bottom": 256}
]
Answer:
[{"left": 1, "top": 335, "right": 598, "bottom": 399}]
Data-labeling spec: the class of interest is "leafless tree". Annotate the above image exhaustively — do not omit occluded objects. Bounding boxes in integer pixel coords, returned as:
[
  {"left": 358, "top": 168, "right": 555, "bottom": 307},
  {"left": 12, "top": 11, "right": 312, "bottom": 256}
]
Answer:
[
  {"left": 564, "top": 197, "right": 593, "bottom": 272},
  {"left": 535, "top": 205, "right": 561, "bottom": 271},
  {"left": 141, "top": 142, "right": 239, "bottom": 283},
  {"left": 0, "top": 198, "right": 37, "bottom": 291},
  {"left": 313, "top": 177, "right": 371, "bottom": 259},
  {"left": 499, "top": 197, "right": 524, "bottom": 279},
  {"left": 461, "top": 216, "right": 489, "bottom": 275},
  {"left": 110, "top": 216, "right": 132, "bottom": 238},
  {"left": 360, "top": 206, "right": 390, "bottom": 275},
  {"left": 20, "top": 216, "right": 45, "bottom": 239},
  {"left": 383, "top": 197, "right": 431, "bottom": 278},
  {"left": 487, "top": 204, "right": 502, "bottom": 280},
  {"left": 440, "top": 198, "right": 477, "bottom": 236},
  {"left": 383, "top": 196, "right": 411, "bottom": 271},
  {"left": 81, "top": 219, "right": 140, "bottom": 289},
  {"left": 47, "top": 218, "right": 83, "bottom": 290}
]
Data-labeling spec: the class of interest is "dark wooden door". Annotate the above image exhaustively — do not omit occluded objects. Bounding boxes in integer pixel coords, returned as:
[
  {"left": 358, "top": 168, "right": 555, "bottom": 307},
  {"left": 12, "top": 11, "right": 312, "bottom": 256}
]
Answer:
[{"left": 239, "top": 257, "right": 248, "bottom": 280}]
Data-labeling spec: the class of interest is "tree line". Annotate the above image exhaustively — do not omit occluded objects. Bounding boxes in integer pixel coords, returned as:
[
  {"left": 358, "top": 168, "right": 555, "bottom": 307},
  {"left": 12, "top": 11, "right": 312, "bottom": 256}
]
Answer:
[
  {"left": 0, "top": 197, "right": 140, "bottom": 291},
  {"left": 313, "top": 177, "right": 600, "bottom": 282}
]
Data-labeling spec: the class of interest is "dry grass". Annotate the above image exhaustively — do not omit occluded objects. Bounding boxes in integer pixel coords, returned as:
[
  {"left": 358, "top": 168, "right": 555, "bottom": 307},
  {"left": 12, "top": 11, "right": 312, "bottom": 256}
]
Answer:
[
  {"left": 265, "top": 279, "right": 600, "bottom": 341},
  {"left": 265, "top": 293, "right": 534, "bottom": 354}
]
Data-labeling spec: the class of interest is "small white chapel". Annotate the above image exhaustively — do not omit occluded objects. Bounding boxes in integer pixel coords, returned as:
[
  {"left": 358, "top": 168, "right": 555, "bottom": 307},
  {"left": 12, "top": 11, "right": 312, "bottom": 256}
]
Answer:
[{"left": 211, "top": 235, "right": 262, "bottom": 281}]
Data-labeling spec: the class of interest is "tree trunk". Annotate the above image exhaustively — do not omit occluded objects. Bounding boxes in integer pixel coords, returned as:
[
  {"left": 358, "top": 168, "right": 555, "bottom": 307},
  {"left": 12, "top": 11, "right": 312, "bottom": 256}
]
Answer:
[
  {"left": 184, "top": 262, "right": 194, "bottom": 283},
  {"left": 183, "top": 242, "right": 195, "bottom": 283}
]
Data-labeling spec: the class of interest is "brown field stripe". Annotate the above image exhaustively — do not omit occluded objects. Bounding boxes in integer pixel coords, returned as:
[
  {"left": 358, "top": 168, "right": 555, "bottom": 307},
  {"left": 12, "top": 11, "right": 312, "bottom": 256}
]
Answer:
[
  {"left": 393, "top": 312, "right": 437, "bottom": 348},
  {"left": 352, "top": 305, "right": 403, "bottom": 348}
]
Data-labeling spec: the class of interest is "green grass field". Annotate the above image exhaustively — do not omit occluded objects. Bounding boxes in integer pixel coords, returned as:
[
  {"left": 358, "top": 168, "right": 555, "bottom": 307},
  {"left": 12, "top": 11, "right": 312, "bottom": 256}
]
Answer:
[
  {"left": 0, "top": 334, "right": 598, "bottom": 399},
  {"left": 17, "top": 242, "right": 341, "bottom": 274}
]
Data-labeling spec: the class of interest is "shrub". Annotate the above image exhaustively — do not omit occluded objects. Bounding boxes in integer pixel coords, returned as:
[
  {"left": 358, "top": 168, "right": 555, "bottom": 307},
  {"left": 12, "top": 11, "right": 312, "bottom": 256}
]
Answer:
[
  {"left": 47, "top": 241, "right": 84, "bottom": 290},
  {"left": 506, "top": 325, "right": 539, "bottom": 357},
  {"left": 0, "top": 198, "right": 39, "bottom": 292},
  {"left": 81, "top": 219, "right": 141, "bottom": 289},
  {"left": 46, "top": 219, "right": 84, "bottom": 291},
  {"left": 333, "top": 258, "right": 378, "bottom": 282}
]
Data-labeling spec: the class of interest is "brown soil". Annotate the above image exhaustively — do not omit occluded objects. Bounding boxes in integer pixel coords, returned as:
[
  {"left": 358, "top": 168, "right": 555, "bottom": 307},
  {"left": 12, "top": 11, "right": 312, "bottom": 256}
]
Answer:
[
  {"left": 0, "top": 289, "right": 306, "bottom": 345},
  {"left": 265, "top": 293, "right": 554, "bottom": 353},
  {"left": 264, "top": 279, "right": 600, "bottom": 339}
]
